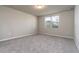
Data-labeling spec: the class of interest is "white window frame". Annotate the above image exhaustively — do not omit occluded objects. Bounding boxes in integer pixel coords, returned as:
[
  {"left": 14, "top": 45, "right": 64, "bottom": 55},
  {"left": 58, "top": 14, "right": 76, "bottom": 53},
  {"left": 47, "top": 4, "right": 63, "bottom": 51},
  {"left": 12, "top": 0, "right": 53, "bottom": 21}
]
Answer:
[{"left": 45, "top": 16, "right": 59, "bottom": 29}]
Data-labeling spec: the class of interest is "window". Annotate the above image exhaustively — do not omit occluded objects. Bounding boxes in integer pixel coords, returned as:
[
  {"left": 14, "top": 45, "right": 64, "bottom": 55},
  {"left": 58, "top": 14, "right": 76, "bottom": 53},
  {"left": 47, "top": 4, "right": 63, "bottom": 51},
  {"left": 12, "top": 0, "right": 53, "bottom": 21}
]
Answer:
[{"left": 45, "top": 16, "right": 59, "bottom": 28}]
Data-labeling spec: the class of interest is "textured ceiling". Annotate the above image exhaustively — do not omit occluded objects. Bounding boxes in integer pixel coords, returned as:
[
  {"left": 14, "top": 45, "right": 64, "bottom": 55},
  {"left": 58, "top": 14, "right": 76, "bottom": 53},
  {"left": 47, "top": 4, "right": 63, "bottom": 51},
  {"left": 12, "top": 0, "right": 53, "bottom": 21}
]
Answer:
[{"left": 5, "top": 5, "right": 74, "bottom": 16}]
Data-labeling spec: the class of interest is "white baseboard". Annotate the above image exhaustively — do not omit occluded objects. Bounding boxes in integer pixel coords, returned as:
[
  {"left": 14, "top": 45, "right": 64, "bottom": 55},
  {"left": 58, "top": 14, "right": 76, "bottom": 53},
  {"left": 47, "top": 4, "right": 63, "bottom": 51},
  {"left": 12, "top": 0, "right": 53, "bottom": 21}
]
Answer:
[
  {"left": 0, "top": 33, "right": 74, "bottom": 42},
  {"left": 0, "top": 33, "right": 36, "bottom": 42},
  {"left": 39, "top": 33, "right": 74, "bottom": 39}
]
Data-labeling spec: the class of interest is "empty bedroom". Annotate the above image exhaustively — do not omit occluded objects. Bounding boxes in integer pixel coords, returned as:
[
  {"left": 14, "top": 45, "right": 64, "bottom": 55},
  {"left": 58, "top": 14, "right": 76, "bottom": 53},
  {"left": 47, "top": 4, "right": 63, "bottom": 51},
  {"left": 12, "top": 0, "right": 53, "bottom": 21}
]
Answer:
[{"left": 0, "top": 5, "right": 79, "bottom": 53}]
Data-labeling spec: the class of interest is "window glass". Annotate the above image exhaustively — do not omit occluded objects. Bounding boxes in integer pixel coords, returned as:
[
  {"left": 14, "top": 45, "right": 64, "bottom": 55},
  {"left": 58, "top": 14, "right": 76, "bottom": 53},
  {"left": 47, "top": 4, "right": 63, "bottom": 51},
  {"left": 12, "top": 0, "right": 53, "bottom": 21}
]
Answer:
[{"left": 45, "top": 16, "right": 59, "bottom": 28}]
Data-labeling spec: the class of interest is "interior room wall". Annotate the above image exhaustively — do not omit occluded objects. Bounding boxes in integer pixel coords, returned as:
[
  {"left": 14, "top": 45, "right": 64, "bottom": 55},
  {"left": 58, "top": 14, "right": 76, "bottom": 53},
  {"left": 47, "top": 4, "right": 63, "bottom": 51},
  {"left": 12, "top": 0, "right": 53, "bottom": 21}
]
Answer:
[
  {"left": 74, "top": 5, "right": 79, "bottom": 50},
  {"left": 0, "top": 6, "right": 37, "bottom": 41},
  {"left": 38, "top": 9, "right": 74, "bottom": 39}
]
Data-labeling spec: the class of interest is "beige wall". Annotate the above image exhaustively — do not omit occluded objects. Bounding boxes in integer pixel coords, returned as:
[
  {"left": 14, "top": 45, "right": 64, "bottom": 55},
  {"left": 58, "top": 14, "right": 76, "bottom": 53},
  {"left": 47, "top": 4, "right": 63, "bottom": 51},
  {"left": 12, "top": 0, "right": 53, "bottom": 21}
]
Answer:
[
  {"left": 38, "top": 9, "right": 74, "bottom": 39},
  {"left": 0, "top": 6, "right": 37, "bottom": 40},
  {"left": 74, "top": 5, "right": 79, "bottom": 50}
]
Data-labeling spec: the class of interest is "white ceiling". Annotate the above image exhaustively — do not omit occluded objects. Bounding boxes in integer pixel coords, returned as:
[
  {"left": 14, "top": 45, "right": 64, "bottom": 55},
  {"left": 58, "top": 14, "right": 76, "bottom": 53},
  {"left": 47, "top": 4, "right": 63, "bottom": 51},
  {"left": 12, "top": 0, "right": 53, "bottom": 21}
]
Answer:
[{"left": 5, "top": 5, "right": 74, "bottom": 16}]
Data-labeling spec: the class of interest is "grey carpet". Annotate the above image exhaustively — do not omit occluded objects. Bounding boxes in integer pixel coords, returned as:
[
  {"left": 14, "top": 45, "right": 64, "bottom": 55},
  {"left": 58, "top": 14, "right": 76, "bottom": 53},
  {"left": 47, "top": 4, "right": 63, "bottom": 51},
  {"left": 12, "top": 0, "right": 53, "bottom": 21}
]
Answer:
[{"left": 0, "top": 34, "right": 78, "bottom": 53}]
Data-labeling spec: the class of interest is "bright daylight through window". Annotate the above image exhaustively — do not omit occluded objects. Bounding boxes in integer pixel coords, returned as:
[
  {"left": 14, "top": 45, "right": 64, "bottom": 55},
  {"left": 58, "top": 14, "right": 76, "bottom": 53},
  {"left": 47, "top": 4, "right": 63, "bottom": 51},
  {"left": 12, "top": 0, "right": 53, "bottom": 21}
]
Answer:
[{"left": 45, "top": 16, "right": 59, "bottom": 28}]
